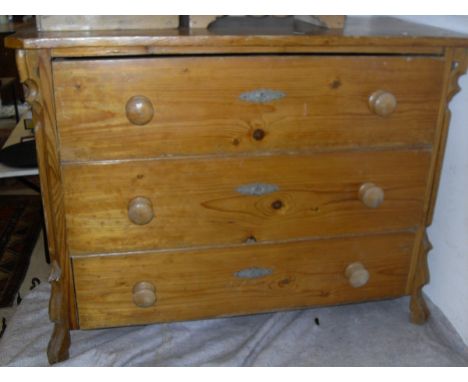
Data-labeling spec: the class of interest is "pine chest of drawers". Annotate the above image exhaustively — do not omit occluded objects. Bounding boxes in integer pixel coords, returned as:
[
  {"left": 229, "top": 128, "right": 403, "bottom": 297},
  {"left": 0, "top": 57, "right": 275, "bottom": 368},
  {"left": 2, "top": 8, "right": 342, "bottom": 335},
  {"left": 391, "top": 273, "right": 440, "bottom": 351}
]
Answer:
[{"left": 6, "top": 17, "right": 468, "bottom": 364}]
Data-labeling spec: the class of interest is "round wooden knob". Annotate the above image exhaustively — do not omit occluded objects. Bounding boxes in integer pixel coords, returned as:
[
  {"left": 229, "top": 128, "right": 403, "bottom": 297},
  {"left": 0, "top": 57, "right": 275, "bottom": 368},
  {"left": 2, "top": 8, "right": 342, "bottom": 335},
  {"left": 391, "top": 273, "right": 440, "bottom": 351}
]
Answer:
[
  {"left": 128, "top": 196, "right": 154, "bottom": 225},
  {"left": 132, "top": 281, "right": 156, "bottom": 308},
  {"left": 126, "top": 95, "right": 154, "bottom": 125},
  {"left": 345, "top": 262, "right": 370, "bottom": 288},
  {"left": 23, "top": 79, "right": 39, "bottom": 103},
  {"left": 359, "top": 183, "right": 384, "bottom": 209},
  {"left": 369, "top": 90, "right": 397, "bottom": 117}
]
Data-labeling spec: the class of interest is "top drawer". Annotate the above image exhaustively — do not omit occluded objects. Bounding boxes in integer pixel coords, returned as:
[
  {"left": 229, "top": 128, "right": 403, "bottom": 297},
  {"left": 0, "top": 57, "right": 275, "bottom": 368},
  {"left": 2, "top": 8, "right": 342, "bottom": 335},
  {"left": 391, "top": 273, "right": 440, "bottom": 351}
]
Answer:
[{"left": 53, "top": 55, "right": 444, "bottom": 161}]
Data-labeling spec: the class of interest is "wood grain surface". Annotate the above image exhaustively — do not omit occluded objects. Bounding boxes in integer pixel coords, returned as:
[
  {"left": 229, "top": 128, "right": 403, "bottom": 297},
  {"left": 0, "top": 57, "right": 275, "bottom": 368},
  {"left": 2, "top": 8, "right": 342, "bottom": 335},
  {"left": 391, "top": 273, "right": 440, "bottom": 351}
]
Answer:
[
  {"left": 73, "top": 232, "right": 414, "bottom": 329},
  {"left": 16, "top": 49, "right": 75, "bottom": 363},
  {"left": 53, "top": 55, "right": 444, "bottom": 161},
  {"left": 62, "top": 150, "right": 431, "bottom": 254},
  {"left": 48, "top": 45, "right": 446, "bottom": 57}
]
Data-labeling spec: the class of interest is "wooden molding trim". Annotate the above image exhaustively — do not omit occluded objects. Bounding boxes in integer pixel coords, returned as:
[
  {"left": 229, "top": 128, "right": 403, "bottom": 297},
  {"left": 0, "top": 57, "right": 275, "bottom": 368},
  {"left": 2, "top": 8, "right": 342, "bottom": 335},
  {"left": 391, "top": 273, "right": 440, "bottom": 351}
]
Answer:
[
  {"left": 408, "top": 48, "right": 468, "bottom": 324},
  {"left": 427, "top": 47, "right": 468, "bottom": 225},
  {"left": 15, "top": 49, "right": 74, "bottom": 363},
  {"left": 447, "top": 48, "right": 468, "bottom": 101},
  {"left": 409, "top": 231, "right": 432, "bottom": 324}
]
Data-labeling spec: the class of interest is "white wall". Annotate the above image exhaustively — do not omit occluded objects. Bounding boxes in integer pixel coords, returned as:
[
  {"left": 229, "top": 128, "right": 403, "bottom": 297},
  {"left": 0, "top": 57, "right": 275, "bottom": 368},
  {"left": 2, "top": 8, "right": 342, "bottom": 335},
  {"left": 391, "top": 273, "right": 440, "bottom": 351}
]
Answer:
[
  {"left": 394, "top": 16, "right": 468, "bottom": 34},
  {"left": 394, "top": 16, "right": 468, "bottom": 345}
]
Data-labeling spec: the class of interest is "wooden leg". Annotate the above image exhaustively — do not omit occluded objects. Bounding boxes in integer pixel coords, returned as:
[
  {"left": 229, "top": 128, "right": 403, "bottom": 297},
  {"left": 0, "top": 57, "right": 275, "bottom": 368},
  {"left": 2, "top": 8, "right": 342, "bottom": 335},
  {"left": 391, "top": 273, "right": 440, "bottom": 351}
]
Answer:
[
  {"left": 410, "top": 290, "right": 430, "bottom": 324},
  {"left": 47, "top": 323, "right": 71, "bottom": 364},
  {"left": 409, "top": 230, "right": 432, "bottom": 325}
]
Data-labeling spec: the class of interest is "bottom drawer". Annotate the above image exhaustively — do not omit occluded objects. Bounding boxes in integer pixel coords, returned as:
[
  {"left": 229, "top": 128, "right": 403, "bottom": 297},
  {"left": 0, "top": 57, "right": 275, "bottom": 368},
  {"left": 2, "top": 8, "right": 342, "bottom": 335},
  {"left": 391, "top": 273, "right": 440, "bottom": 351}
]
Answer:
[{"left": 73, "top": 232, "right": 414, "bottom": 329}]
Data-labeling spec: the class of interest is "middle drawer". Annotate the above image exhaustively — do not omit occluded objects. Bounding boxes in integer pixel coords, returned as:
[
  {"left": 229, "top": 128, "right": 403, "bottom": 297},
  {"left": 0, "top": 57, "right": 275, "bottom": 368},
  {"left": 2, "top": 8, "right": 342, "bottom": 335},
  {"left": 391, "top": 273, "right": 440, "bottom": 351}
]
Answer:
[{"left": 63, "top": 149, "right": 430, "bottom": 254}]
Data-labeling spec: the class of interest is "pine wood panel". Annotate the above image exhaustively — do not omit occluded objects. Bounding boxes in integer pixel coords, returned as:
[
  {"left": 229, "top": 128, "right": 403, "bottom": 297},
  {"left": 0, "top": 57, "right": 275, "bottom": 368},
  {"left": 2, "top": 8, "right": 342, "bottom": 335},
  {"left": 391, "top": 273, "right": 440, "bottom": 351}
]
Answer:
[
  {"left": 15, "top": 49, "right": 76, "bottom": 362},
  {"left": 73, "top": 232, "right": 414, "bottom": 329},
  {"left": 48, "top": 45, "right": 446, "bottom": 58},
  {"left": 62, "top": 150, "right": 431, "bottom": 254},
  {"left": 53, "top": 55, "right": 444, "bottom": 161}
]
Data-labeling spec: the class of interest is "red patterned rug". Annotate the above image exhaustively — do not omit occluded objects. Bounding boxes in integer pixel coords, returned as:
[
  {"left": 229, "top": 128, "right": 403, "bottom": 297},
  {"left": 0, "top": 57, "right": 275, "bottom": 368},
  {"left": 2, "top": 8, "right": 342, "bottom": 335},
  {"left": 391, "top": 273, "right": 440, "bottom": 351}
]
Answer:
[{"left": 0, "top": 195, "right": 42, "bottom": 307}]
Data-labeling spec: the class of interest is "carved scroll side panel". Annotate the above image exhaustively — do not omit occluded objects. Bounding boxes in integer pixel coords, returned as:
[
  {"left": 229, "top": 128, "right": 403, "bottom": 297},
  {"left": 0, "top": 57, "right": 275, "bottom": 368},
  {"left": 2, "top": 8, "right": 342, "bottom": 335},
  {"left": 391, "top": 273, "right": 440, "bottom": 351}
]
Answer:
[
  {"left": 410, "top": 48, "right": 467, "bottom": 325},
  {"left": 16, "top": 49, "right": 72, "bottom": 363},
  {"left": 410, "top": 231, "right": 432, "bottom": 324},
  {"left": 446, "top": 48, "right": 468, "bottom": 101},
  {"left": 427, "top": 47, "right": 468, "bottom": 224}
]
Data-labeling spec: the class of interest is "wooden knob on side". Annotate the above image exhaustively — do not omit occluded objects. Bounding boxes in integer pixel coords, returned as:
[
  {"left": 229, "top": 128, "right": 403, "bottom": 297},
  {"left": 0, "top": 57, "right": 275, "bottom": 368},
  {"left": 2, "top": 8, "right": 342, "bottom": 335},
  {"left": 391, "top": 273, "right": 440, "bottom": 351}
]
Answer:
[
  {"left": 23, "top": 79, "right": 39, "bottom": 103},
  {"left": 128, "top": 196, "right": 154, "bottom": 225},
  {"left": 345, "top": 262, "right": 370, "bottom": 288},
  {"left": 126, "top": 95, "right": 154, "bottom": 125},
  {"left": 359, "top": 183, "right": 384, "bottom": 209},
  {"left": 132, "top": 281, "right": 156, "bottom": 308},
  {"left": 369, "top": 90, "right": 397, "bottom": 117},
  {"left": 23, "top": 79, "right": 39, "bottom": 104}
]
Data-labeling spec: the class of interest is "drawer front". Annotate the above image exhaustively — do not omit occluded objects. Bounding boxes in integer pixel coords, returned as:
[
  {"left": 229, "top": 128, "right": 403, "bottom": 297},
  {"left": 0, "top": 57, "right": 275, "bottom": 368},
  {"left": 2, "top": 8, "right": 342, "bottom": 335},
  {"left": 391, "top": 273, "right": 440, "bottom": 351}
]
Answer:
[
  {"left": 73, "top": 232, "right": 414, "bottom": 329},
  {"left": 63, "top": 150, "right": 430, "bottom": 254},
  {"left": 53, "top": 55, "right": 444, "bottom": 161}
]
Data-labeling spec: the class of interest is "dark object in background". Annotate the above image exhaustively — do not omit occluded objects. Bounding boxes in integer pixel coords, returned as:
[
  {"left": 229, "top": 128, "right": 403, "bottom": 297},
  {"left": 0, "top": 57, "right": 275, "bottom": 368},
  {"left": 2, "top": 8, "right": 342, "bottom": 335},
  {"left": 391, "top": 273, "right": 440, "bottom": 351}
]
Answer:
[
  {"left": 208, "top": 15, "right": 328, "bottom": 35},
  {"left": 0, "top": 195, "right": 42, "bottom": 308},
  {"left": 0, "top": 139, "right": 37, "bottom": 168},
  {"left": 0, "top": 317, "right": 6, "bottom": 338},
  {"left": 0, "top": 77, "right": 20, "bottom": 122},
  {"left": 0, "top": 17, "right": 34, "bottom": 103}
]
